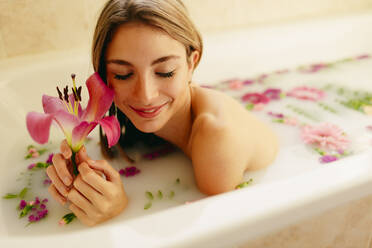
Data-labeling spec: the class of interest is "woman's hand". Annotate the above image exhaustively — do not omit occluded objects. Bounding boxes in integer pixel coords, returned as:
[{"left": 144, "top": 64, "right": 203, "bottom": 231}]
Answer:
[
  {"left": 46, "top": 140, "right": 75, "bottom": 205},
  {"left": 46, "top": 140, "right": 128, "bottom": 226},
  {"left": 68, "top": 159, "right": 127, "bottom": 226}
]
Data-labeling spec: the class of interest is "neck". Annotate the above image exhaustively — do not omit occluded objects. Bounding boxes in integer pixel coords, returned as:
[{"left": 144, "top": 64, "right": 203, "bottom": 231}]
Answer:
[{"left": 154, "top": 86, "right": 193, "bottom": 156}]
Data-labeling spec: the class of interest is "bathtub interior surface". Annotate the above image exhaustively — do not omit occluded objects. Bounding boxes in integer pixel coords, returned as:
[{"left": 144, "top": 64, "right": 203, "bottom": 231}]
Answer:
[{"left": 1, "top": 12, "right": 372, "bottom": 247}]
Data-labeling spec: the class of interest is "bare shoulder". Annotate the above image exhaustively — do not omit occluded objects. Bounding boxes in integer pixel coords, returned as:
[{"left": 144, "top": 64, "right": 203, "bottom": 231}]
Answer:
[{"left": 187, "top": 85, "right": 278, "bottom": 195}]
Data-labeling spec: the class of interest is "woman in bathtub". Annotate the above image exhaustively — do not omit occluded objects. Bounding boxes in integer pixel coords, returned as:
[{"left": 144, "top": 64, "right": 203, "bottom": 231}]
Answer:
[{"left": 46, "top": 0, "right": 278, "bottom": 226}]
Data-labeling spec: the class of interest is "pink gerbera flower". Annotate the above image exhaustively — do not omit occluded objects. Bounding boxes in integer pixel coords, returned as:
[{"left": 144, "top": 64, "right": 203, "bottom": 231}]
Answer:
[{"left": 301, "top": 123, "right": 350, "bottom": 151}]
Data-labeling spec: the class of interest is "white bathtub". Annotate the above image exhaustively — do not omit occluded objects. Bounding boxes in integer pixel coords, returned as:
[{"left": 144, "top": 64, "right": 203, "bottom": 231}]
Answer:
[{"left": 1, "top": 12, "right": 372, "bottom": 248}]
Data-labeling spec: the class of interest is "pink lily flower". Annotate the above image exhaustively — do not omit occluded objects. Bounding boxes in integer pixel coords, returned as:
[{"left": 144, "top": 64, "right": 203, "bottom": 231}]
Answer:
[{"left": 26, "top": 73, "right": 120, "bottom": 153}]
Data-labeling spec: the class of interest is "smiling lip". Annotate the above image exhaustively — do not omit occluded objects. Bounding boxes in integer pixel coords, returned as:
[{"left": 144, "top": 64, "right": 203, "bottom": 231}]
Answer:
[{"left": 130, "top": 102, "right": 168, "bottom": 118}]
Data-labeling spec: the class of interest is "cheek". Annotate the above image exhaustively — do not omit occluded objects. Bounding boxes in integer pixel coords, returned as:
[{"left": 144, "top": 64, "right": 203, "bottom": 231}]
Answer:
[
  {"left": 161, "top": 78, "right": 186, "bottom": 100},
  {"left": 112, "top": 84, "right": 130, "bottom": 105}
]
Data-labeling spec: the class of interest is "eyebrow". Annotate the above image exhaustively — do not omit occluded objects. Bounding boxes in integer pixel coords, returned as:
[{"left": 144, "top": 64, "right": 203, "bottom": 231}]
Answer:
[{"left": 106, "top": 55, "right": 180, "bottom": 66}]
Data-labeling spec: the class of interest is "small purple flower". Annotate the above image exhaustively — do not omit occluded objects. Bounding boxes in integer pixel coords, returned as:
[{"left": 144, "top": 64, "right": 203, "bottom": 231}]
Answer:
[
  {"left": 46, "top": 153, "right": 54, "bottom": 164},
  {"left": 337, "top": 149, "right": 345, "bottom": 155},
  {"left": 42, "top": 198, "right": 48, "bottom": 203},
  {"left": 119, "top": 166, "right": 141, "bottom": 177},
  {"left": 243, "top": 79, "right": 254, "bottom": 85},
  {"left": 356, "top": 54, "right": 370, "bottom": 60},
  {"left": 43, "top": 179, "right": 52, "bottom": 185},
  {"left": 320, "top": 155, "right": 339, "bottom": 163},
  {"left": 35, "top": 197, "right": 40, "bottom": 205},
  {"left": 19, "top": 200, "right": 27, "bottom": 210},
  {"left": 40, "top": 204, "right": 46, "bottom": 209},
  {"left": 28, "top": 163, "right": 36, "bottom": 170},
  {"left": 28, "top": 215, "right": 36, "bottom": 222},
  {"left": 36, "top": 210, "right": 48, "bottom": 219},
  {"left": 143, "top": 145, "right": 175, "bottom": 160},
  {"left": 267, "top": 111, "right": 285, "bottom": 119}
]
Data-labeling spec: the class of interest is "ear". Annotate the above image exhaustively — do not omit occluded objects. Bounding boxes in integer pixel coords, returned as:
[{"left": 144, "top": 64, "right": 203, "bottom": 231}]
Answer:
[{"left": 187, "top": 50, "right": 200, "bottom": 78}]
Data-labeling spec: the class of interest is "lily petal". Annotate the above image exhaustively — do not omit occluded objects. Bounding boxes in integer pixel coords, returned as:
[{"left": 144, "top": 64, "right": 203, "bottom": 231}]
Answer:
[
  {"left": 71, "top": 121, "right": 97, "bottom": 152},
  {"left": 43, "top": 94, "right": 83, "bottom": 117},
  {"left": 81, "top": 73, "right": 114, "bottom": 122},
  {"left": 26, "top": 112, "right": 54, "bottom": 144},
  {"left": 53, "top": 110, "right": 80, "bottom": 145},
  {"left": 97, "top": 115, "right": 121, "bottom": 148},
  {"left": 42, "top": 95, "right": 67, "bottom": 114}
]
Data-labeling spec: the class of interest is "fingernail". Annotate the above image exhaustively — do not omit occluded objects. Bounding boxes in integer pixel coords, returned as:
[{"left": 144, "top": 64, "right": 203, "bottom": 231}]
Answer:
[
  {"left": 63, "top": 151, "right": 70, "bottom": 158},
  {"left": 64, "top": 177, "right": 72, "bottom": 185}
]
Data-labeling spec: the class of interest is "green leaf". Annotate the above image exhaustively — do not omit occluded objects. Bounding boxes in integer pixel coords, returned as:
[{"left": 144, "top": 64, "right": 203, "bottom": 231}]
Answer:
[
  {"left": 38, "top": 148, "right": 48, "bottom": 156},
  {"left": 144, "top": 202, "right": 152, "bottom": 210},
  {"left": 35, "top": 162, "right": 50, "bottom": 169},
  {"left": 145, "top": 191, "right": 154, "bottom": 200},
  {"left": 168, "top": 191, "right": 175, "bottom": 199},
  {"left": 24, "top": 154, "right": 32, "bottom": 159},
  {"left": 314, "top": 147, "right": 326, "bottom": 156},
  {"left": 3, "top": 193, "right": 18, "bottom": 199},
  {"left": 273, "top": 119, "right": 284, "bottom": 123},
  {"left": 19, "top": 205, "right": 33, "bottom": 218},
  {"left": 27, "top": 145, "right": 35, "bottom": 150},
  {"left": 245, "top": 103, "right": 254, "bottom": 110},
  {"left": 236, "top": 179, "right": 253, "bottom": 189},
  {"left": 62, "top": 213, "right": 76, "bottom": 224},
  {"left": 18, "top": 188, "right": 28, "bottom": 199},
  {"left": 157, "top": 190, "right": 163, "bottom": 199}
]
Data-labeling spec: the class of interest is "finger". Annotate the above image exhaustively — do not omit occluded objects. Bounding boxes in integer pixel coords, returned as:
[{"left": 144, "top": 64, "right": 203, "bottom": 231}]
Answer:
[
  {"left": 60, "top": 139, "right": 72, "bottom": 159},
  {"left": 46, "top": 165, "right": 69, "bottom": 197},
  {"left": 48, "top": 184, "right": 66, "bottom": 205},
  {"left": 67, "top": 188, "right": 99, "bottom": 218},
  {"left": 69, "top": 203, "right": 95, "bottom": 227},
  {"left": 86, "top": 159, "right": 121, "bottom": 184},
  {"left": 76, "top": 145, "right": 91, "bottom": 164},
  {"left": 52, "top": 153, "right": 72, "bottom": 186},
  {"left": 73, "top": 174, "right": 104, "bottom": 207},
  {"left": 78, "top": 162, "right": 110, "bottom": 195}
]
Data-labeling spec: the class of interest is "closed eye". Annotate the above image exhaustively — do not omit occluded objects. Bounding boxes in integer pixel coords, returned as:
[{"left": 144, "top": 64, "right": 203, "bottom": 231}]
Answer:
[
  {"left": 156, "top": 70, "right": 175, "bottom": 78},
  {"left": 114, "top": 72, "right": 133, "bottom": 80}
]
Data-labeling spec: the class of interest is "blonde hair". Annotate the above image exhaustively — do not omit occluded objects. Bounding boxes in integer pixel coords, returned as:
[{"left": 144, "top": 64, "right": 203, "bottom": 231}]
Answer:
[{"left": 92, "top": 0, "right": 203, "bottom": 79}]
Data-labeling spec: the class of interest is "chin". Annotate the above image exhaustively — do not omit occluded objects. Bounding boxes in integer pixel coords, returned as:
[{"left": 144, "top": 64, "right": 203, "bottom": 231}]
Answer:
[{"left": 130, "top": 117, "right": 165, "bottom": 133}]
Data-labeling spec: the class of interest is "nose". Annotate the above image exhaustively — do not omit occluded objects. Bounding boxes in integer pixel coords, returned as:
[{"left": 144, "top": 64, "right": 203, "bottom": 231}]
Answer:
[{"left": 133, "top": 74, "right": 158, "bottom": 104}]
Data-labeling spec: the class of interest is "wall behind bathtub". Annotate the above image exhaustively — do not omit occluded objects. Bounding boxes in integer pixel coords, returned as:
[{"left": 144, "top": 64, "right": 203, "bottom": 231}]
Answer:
[{"left": 0, "top": 0, "right": 372, "bottom": 60}]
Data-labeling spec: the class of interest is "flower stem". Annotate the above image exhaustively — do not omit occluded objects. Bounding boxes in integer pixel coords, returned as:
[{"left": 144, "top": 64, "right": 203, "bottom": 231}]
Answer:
[{"left": 71, "top": 151, "right": 79, "bottom": 176}]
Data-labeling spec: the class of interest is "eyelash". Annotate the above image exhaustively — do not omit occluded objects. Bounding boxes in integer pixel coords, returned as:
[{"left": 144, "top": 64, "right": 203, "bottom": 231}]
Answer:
[
  {"left": 114, "top": 73, "right": 133, "bottom": 80},
  {"left": 156, "top": 71, "right": 175, "bottom": 78},
  {"left": 114, "top": 71, "right": 175, "bottom": 81}
]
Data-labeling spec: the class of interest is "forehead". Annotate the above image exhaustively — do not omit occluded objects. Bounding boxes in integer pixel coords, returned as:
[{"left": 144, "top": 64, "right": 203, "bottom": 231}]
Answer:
[{"left": 106, "top": 23, "right": 186, "bottom": 63}]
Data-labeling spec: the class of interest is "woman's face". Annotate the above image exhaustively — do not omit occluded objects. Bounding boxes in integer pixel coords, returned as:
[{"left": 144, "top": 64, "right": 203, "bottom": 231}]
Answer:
[{"left": 105, "top": 23, "right": 196, "bottom": 133}]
